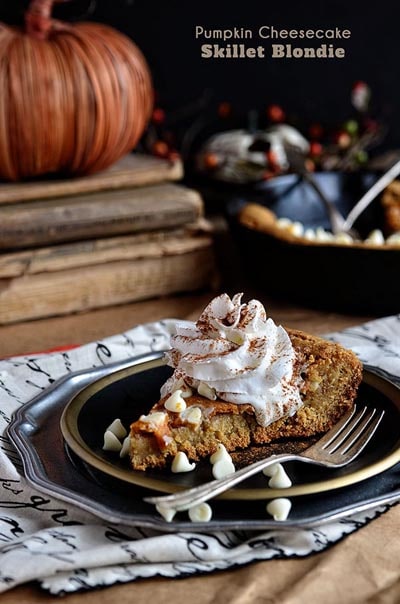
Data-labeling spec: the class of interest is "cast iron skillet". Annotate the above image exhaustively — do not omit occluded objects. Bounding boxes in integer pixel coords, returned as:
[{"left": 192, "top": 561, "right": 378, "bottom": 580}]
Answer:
[{"left": 226, "top": 171, "right": 400, "bottom": 315}]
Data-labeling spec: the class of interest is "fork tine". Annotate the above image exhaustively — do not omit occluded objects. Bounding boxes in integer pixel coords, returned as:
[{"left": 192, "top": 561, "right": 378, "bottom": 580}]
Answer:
[
  {"left": 324, "top": 406, "right": 369, "bottom": 453},
  {"left": 333, "top": 409, "right": 384, "bottom": 457},
  {"left": 308, "top": 405, "right": 358, "bottom": 451}
]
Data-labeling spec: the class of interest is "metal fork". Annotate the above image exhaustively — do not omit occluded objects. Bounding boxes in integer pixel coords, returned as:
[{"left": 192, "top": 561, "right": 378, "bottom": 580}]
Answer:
[
  {"left": 286, "top": 145, "right": 400, "bottom": 238},
  {"left": 144, "top": 405, "right": 384, "bottom": 513},
  {"left": 284, "top": 143, "right": 350, "bottom": 236},
  {"left": 341, "top": 157, "right": 400, "bottom": 232}
]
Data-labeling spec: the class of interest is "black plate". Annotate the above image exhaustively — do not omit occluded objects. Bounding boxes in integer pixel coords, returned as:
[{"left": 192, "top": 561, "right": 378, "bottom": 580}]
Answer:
[{"left": 61, "top": 355, "right": 400, "bottom": 499}]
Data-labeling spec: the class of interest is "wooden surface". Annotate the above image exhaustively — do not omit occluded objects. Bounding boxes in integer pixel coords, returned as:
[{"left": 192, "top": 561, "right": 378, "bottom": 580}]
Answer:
[
  {"left": 0, "top": 231, "right": 216, "bottom": 325},
  {"left": 0, "top": 290, "right": 373, "bottom": 358},
  {"left": 0, "top": 227, "right": 211, "bottom": 278},
  {"left": 0, "top": 182, "right": 203, "bottom": 249},
  {"left": 0, "top": 154, "right": 183, "bottom": 205},
  {"left": 2, "top": 292, "right": 399, "bottom": 604},
  {"left": 0, "top": 293, "right": 213, "bottom": 357}
]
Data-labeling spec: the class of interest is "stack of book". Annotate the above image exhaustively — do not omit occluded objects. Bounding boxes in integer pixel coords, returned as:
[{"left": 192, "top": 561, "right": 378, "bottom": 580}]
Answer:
[{"left": 0, "top": 154, "right": 217, "bottom": 324}]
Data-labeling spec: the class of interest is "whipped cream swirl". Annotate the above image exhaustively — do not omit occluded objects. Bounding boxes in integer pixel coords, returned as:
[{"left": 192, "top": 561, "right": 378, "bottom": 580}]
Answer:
[{"left": 160, "top": 293, "right": 303, "bottom": 427}]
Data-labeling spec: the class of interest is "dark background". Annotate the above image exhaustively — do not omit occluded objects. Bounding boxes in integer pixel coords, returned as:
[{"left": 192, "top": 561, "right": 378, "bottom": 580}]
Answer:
[{"left": 2, "top": 0, "right": 400, "bottom": 148}]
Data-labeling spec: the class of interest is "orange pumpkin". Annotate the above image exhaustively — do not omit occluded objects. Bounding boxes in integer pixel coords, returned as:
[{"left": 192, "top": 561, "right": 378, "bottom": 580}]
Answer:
[{"left": 0, "top": 0, "right": 153, "bottom": 181}]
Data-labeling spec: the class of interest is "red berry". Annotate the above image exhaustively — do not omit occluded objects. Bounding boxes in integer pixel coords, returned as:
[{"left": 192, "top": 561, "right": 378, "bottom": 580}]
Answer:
[
  {"left": 262, "top": 170, "right": 275, "bottom": 180},
  {"left": 363, "top": 117, "right": 379, "bottom": 132},
  {"left": 336, "top": 131, "right": 352, "bottom": 149},
  {"left": 309, "top": 123, "right": 323, "bottom": 140},
  {"left": 267, "top": 104, "right": 285, "bottom": 123},
  {"left": 266, "top": 149, "right": 279, "bottom": 167},
  {"left": 351, "top": 81, "right": 371, "bottom": 112},
  {"left": 218, "top": 101, "right": 232, "bottom": 118},
  {"left": 152, "top": 140, "right": 169, "bottom": 158},
  {"left": 309, "top": 141, "right": 323, "bottom": 157},
  {"left": 168, "top": 150, "right": 180, "bottom": 162},
  {"left": 152, "top": 107, "right": 166, "bottom": 125},
  {"left": 352, "top": 80, "right": 367, "bottom": 92},
  {"left": 203, "top": 152, "right": 219, "bottom": 169},
  {"left": 304, "top": 158, "right": 316, "bottom": 172}
]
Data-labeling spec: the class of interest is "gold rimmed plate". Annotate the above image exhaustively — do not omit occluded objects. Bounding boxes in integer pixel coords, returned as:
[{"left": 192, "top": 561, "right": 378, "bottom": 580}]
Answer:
[{"left": 60, "top": 355, "right": 400, "bottom": 500}]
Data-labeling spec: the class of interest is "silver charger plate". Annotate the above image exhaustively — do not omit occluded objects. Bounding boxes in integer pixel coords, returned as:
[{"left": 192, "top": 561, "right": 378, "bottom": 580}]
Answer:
[{"left": 7, "top": 352, "right": 400, "bottom": 533}]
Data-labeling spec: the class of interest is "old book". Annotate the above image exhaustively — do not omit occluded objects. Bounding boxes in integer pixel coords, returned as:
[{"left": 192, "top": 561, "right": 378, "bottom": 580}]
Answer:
[
  {"left": 0, "top": 224, "right": 212, "bottom": 277},
  {"left": 0, "top": 227, "right": 217, "bottom": 325},
  {"left": 0, "top": 183, "right": 203, "bottom": 250},
  {"left": 0, "top": 154, "right": 183, "bottom": 205}
]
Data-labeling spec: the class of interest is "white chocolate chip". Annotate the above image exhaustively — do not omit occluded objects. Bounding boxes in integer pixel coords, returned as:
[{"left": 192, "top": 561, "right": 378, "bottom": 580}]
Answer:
[
  {"left": 315, "top": 227, "right": 335, "bottom": 242},
  {"left": 262, "top": 462, "right": 282, "bottom": 478},
  {"left": 276, "top": 217, "right": 293, "bottom": 229},
  {"left": 304, "top": 228, "right": 316, "bottom": 240},
  {"left": 287, "top": 221, "right": 304, "bottom": 237},
  {"left": 171, "top": 451, "right": 196, "bottom": 473},
  {"left": 181, "top": 406, "right": 202, "bottom": 426},
  {"left": 102, "top": 430, "right": 122, "bottom": 452},
  {"left": 365, "top": 229, "right": 385, "bottom": 245},
  {"left": 156, "top": 504, "right": 176, "bottom": 522},
  {"left": 164, "top": 390, "right": 187, "bottom": 413},
  {"left": 197, "top": 382, "right": 217, "bottom": 400},
  {"left": 210, "top": 443, "right": 232, "bottom": 465},
  {"left": 386, "top": 231, "right": 400, "bottom": 245},
  {"left": 210, "top": 444, "right": 235, "bottom": 478},
  {"left": 268, "top": 465, "right": 292, "bottom": 489},
  {"left": 139, "top": 411, "right": 167, "bottom": 427},
  {"left": 266, "top": 498, "right": 292, "bottom": 521},
  {"left": 106, "top": 418, "right": 127, "bottom": 440},
  {"left": 188, "top": 502, "right": 213, "bottom": 522},
  {"left": 212, "top": 458, "right": 235, "bottom": 479},
  {"left": 119, "top": 435, "right": 131, "bottom": 458},
  {"left": 334, "top": 232, "right": 354, "bottom": 244}
]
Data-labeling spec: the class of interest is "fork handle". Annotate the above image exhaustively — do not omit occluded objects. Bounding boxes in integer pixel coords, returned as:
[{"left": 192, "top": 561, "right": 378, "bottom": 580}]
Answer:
[
  {"left": 144, "top": 453, "right": 301, "bottom": 512},
  {"left": 342, "top": 157, "right": 400, "bottom": 231},
  {"left": 301, "top": 172, "right": 347, "bottom": 234}
]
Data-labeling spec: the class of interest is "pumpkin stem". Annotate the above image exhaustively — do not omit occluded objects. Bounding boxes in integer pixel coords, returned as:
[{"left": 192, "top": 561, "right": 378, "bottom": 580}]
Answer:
[{"left": 25, "top": 0, "right": 65, "bottom": 39}]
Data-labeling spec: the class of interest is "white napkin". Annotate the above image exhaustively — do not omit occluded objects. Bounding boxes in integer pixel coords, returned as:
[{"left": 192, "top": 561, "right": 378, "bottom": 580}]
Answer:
[{"left": 0, "top": 315, "right": 399, "bottom": 595}]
